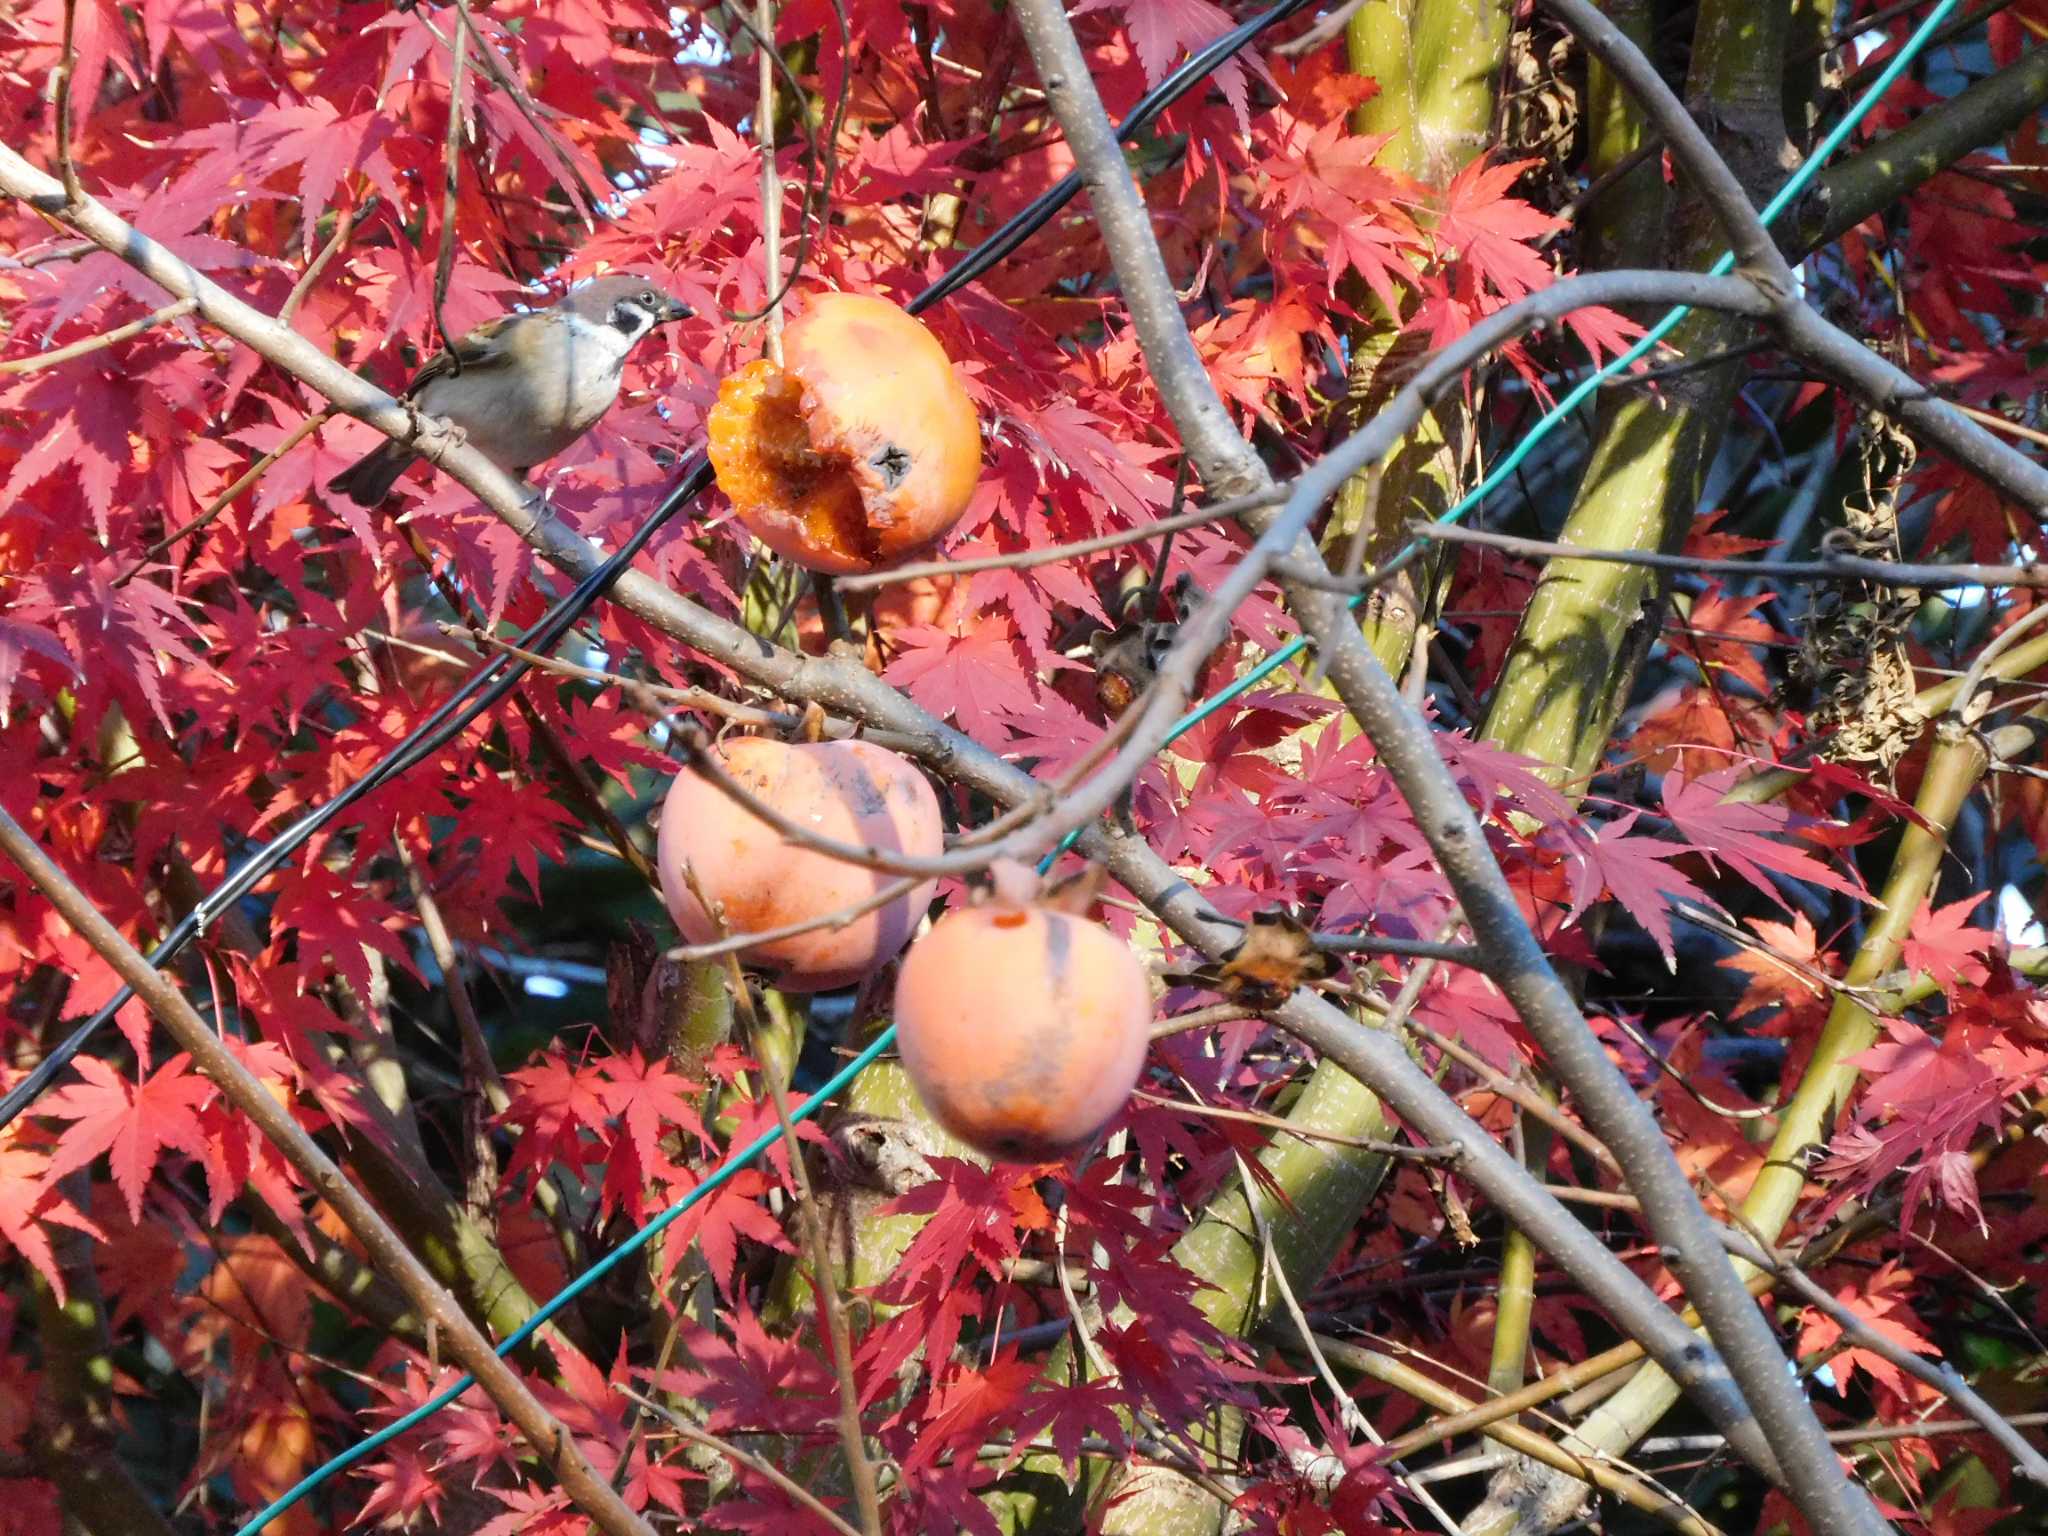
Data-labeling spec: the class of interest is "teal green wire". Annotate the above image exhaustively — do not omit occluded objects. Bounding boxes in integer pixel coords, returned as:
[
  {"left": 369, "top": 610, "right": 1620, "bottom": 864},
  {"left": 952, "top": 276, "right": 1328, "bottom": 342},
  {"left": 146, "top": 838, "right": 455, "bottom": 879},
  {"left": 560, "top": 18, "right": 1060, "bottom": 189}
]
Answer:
[
  {"left": 246, "top": 5, "right": 1957, "bottom": 1527},
  {"left": 232, "top": 1025, "right": 900, "bottom": 1535}
]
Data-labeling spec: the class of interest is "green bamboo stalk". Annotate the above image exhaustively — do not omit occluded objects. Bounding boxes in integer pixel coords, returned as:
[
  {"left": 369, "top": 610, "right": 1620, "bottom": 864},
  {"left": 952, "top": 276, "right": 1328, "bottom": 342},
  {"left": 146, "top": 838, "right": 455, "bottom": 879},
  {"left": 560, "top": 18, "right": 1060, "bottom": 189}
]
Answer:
[
  {"left": 1578, "top": 0, "right": 1665, "bottom": 275},
  {"left": 1325, "top": 0, "right": 1513, "bottom": 676},
  {"left": 1481, "top": 0, "right": 1663, "bottom": 1403},
  {"left": 1480, "top": 0, "right": 1794, "bottom": 785}
]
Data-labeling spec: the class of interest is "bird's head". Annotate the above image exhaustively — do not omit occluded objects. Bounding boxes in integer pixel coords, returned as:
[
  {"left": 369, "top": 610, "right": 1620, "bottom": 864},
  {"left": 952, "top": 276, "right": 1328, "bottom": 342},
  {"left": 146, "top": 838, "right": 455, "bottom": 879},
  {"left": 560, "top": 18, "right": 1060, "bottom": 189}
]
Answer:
[{"left": 563, "top": 273, "right": 692, "bottom": 343}]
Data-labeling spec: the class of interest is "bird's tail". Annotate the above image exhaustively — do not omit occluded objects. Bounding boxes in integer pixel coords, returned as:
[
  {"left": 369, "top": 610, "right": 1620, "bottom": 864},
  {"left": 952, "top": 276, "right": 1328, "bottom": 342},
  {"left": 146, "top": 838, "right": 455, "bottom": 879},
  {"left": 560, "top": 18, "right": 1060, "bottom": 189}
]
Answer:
[{"left": 325, "top": 440, "right": 415, "bottom": 507}]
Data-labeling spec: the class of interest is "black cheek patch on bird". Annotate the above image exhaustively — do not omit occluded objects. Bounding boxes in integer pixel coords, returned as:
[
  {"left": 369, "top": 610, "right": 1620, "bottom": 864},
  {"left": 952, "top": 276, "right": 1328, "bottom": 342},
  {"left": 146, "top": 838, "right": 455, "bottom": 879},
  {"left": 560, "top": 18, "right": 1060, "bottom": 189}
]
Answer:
[{"left": 869, "top": 443, "right": 913, "bottom": 489}]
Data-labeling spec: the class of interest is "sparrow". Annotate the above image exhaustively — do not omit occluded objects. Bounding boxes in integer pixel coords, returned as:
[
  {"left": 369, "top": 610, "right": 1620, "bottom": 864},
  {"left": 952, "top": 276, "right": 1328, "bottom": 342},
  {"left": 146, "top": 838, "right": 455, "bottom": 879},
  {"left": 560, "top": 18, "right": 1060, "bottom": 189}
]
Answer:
[{"left": 326, "top": 273, "right": 691, "bottom": 507}]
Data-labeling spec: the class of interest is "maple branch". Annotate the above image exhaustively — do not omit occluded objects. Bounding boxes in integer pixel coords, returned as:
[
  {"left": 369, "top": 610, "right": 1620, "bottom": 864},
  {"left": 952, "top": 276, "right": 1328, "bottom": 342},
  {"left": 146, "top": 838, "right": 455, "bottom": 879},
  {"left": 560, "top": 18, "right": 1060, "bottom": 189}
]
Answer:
[
  {"left": 114, "top": 407, "right": 334, "bottom": 586},
  {"left": 0, "top": 807, "right": 658, "bottom": 1536},
  {"left": 432, "top": 14, "right": 470, "bottom": 364},
  {"left": 755, "top": 0, "right": 785, "bottom": 362},
  {"left": 1716, "top": 1226, "right": 2048, "bottom": 1488},
  {"left": 451, "top": 628, "right": 928, "bottom": 754},
  {"left": 0, "top": 296, "right": 194, "bottom": 376},
  {"left": 832, "top": 491, "right": 1276, "bottom": 592},
  {"left": 616, "top": 1386, "right": 868, "bottom": 1536},
  {"left": 279, "top": 198, "right": 364, "bottom": 325},
  {"left": 52, "top": 0, "right": 83, "bottom": 206},
  {"left": 397, "top": 836, "right": 504, "bottom": 1227},
  {"left": 1007, "top": 0, "right": 1883, "bottom": 1520},
  {"left": 1540, "top": 0, "right": 2048, "bottom": 520},
  {"left": 1406, "top": 518, "right": 2048, "bottom": 590}
]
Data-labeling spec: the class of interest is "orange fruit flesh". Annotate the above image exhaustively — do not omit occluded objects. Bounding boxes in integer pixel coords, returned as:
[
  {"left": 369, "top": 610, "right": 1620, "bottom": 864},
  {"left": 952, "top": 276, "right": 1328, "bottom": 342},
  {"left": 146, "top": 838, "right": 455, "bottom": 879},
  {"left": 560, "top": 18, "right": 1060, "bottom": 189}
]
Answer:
[{"left": 707, "top": 358, "right": 881, "bottom": 567}]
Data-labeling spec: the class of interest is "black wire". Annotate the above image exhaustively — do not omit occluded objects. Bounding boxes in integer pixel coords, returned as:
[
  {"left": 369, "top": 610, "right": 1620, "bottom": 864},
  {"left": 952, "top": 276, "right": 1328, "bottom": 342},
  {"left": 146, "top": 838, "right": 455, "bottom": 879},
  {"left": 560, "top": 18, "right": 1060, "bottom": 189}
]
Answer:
[{"left": 0, "top": 0, "right": 1319, "bottom": 1131}]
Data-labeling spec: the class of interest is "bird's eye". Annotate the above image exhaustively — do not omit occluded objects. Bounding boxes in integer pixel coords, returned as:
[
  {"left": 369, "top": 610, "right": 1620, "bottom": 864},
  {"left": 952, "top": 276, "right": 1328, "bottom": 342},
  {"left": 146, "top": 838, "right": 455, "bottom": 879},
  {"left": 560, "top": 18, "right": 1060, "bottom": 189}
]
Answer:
[{"left": 640, "top": 290, "right": 656, "bottom": 306}]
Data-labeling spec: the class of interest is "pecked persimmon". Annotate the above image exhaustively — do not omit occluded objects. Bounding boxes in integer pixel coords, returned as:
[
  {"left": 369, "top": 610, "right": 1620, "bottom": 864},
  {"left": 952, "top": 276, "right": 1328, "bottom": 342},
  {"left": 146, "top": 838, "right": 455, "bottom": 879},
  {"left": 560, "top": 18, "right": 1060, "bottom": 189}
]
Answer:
[
  {"left": 657, "top": 738, "right": 942, "bottom": 993},
  {"left": 892, "top": 894, "right": 1152, "bottom": 1161},
  {"left": 707, "top": 292, "right": 980, "bottom": 574}
]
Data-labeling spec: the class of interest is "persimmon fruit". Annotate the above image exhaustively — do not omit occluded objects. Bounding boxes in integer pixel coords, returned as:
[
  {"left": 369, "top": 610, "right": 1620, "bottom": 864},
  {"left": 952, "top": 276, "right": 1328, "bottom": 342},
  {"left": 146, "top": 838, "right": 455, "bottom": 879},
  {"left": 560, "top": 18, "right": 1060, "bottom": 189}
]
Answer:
[
  {"left": 707, "top": 292, "right": 980, "bottom": 574},
  {"left": 657, "top": 738, "right": 942, "bottom": 992},
  {"left": 892, "top": 897, "right": 1152, "bottom": 1160}
]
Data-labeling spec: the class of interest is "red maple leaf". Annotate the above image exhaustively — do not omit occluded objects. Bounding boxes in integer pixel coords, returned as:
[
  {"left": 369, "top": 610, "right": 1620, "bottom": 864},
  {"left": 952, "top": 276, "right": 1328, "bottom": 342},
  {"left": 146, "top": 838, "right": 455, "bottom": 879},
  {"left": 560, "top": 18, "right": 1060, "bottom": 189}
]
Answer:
[
  {"left": 1898, "top": 893, "right": 1996, "bottom": 988},
  {"left": 882, "top": 618, "right": 1044, "bottom": 741},
  {"left": 0, "top": 1137, "right": 103, "bottom": 1303},
  {"left": 42, "top": 1054, "right": 215, "bottom": 1223},
  {"left": 1796, "top": 1259, "right": 1939, "bottom": 1401},
  {"left": 1661, "top": 767, "right": 1863, "bottom": 906},
  {"left": 1570, "top": 810, "right": 1715, "bottom": 964}
]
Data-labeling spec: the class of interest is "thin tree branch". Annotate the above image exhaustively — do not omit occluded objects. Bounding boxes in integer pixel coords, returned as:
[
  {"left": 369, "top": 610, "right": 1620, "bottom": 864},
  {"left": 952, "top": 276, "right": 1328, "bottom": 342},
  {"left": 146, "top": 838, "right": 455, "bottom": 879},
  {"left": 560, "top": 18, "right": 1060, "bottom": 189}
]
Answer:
[
  {"left": 433, "top": 17, "right": 471, "bottom": 364},
  {"left": 720, "top": 966, "right": 883, "bottom": 1535},
  {"left": 617, "top": 1386, "right": 867, "bottom": 1536},
  {"left": 833, "top": 494, "right": 1274, "bottom": 592},
  {"left": 1009, "top": 0, "right": 1875, "bottom": 1516},
  {"left": 52, "top": 0, "right": 84, "bottom": 205},
  {"left": 280, "top": 198, "right": 367, "bottom": 326},
  {"left": 1717, "top": 1225, "right": 2048, "bottom": 1488},
  {"left": 113, "top": 407, "right": 334, "bottom": 586},
  {"left": 0, "top": 806, "right": 657, "bottom": 1536},
  {"left": 1408, "top": 518, "right": 2048, "bottom": 589},
  {"left": 0, "top": 297, "right": 194, "bottom": 376}
]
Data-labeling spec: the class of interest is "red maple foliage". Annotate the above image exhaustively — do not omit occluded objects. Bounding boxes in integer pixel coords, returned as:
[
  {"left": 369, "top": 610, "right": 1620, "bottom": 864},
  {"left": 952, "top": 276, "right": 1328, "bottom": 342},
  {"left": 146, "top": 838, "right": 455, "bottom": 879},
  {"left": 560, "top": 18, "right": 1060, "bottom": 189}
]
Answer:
[{"left": 3, "top": 0, "right": 2047, "bottom": 1533}]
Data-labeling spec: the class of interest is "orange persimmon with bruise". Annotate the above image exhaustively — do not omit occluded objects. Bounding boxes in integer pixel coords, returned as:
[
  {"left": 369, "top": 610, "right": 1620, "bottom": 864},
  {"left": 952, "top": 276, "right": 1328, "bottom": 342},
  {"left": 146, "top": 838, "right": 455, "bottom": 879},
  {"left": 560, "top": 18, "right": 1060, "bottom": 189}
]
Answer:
[
  {"left": 706, "top": 293, "right": 980, "bottom": 574},
  {"left": 893, "top": 872, "right": 1152, "bottom": 1162}
]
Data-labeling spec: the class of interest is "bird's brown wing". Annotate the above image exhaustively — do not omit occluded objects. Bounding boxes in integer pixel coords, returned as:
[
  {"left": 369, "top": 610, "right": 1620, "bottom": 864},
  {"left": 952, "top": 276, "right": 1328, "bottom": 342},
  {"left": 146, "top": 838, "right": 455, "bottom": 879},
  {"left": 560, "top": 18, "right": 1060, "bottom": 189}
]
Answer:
[{"left": 401, "top": 312, "right": 530, "bottom": 397}]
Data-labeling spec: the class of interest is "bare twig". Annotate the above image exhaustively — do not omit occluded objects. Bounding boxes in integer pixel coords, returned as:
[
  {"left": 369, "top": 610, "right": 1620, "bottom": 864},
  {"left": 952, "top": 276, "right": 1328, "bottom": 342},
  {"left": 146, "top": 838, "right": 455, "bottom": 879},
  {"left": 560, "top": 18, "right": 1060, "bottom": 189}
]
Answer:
[
  {"left": 453, "top": 0, "right": 603, "bottom": 224},
  {"left": 1406, "top": 517, "right": 2048, "bottom": 590},
  {"left": 1718, "top": 1225, "right": 2048, "bottom": 1487},
  {"left": 1134, "top": 1088, "right": 1456, "bottom": 1158},
  {"left": 397, "top": 837, "right": 505, "bottom": 1227},
  {"left": 0, "top": 806, "right": 657, "bottom": 1536},
  {"left": 114, "top": 407, "right": 335, "bottom": 586},
  {"left": 1274, "top": 0, "right": 1372, "bottom": 58},
  {"left": 617, "top": 1386, "right": 867, "bottom": 1536},
  {"left": 52, "top": 0, "right": 84, "bottom": 205},
  {"left": 721, "top": 968, "right": 884, "bottom": 1535},
  {"left": 433, "top": 19, "right": 471, "bottom": 365},
  {"left": 281, "top": 198, "right": 367, "bottom": 325},
  {"left": 755, "top": 0, "right": 785, "bottom": 363},
  {"left": 834, "top": 493, "right": 1274, "bottom": 593},
  {"left": 1250, "top": 1166, "right": 1471, "bottom": 1536},
  {"left": 0, "top": 297, "right": 194, "bottom": 376},
  {"left": 668, "top": 874, "right": 924, "bottom": 965}
]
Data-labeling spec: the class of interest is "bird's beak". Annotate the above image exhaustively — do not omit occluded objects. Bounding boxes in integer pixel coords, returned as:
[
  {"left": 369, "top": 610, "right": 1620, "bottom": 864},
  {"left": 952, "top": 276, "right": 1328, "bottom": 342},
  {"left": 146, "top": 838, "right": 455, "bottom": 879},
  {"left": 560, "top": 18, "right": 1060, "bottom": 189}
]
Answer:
[{"left": 661, "top": 296, "right": 693, "bottom": 324}]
